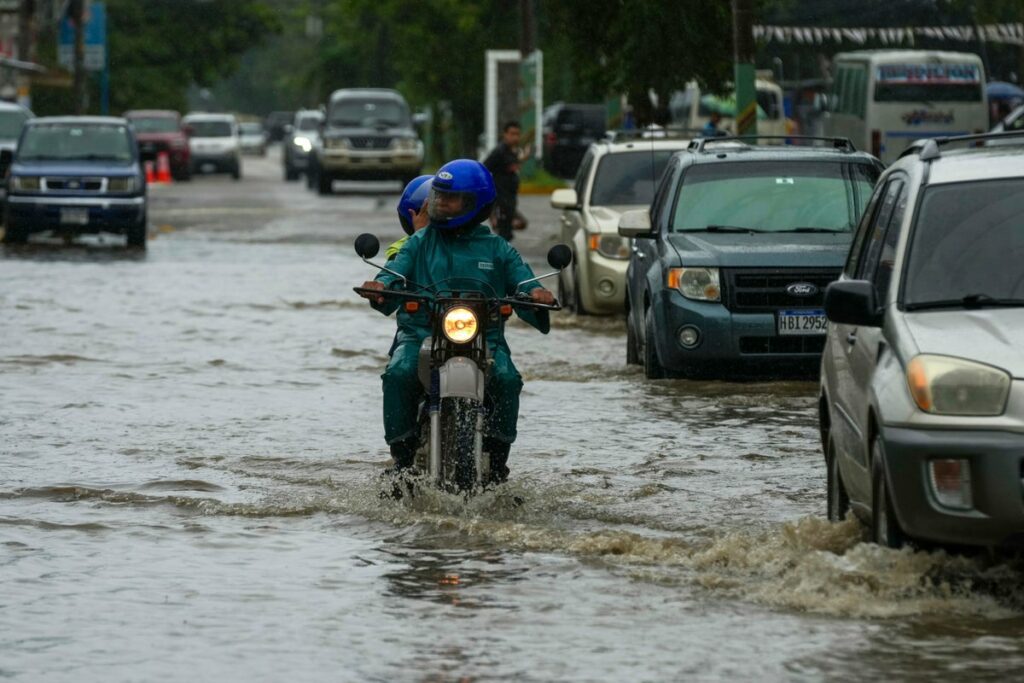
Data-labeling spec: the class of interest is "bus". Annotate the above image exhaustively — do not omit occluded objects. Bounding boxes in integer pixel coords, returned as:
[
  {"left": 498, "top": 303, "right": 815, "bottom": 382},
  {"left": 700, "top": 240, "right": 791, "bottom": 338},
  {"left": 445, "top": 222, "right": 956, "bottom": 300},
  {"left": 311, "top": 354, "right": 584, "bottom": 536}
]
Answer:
[
  {"left": 823, "top": 50, "right": 987, "bottom": 165},
  {"left": 669, "top": 77, "right": 789, "bottom": 137}
]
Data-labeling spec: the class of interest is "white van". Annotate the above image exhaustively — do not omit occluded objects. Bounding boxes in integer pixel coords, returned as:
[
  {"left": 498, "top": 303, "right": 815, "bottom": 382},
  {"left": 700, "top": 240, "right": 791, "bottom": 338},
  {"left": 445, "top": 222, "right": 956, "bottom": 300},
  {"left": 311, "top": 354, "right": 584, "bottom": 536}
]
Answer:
[
  {"left": 669, "top": 78, "right": 788, "bottom": 136},
  {"left": 823, "top": 50, "right": 987, "bottom": 164},
  {"left": 183, "top": 112, "right": 242, "bottom": 179}
]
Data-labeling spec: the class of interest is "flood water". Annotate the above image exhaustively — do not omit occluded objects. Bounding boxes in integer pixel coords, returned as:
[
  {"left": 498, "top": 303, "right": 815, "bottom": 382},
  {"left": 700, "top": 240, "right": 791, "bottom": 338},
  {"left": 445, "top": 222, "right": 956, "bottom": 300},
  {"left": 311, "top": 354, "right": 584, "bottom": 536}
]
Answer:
[{"left": 2, "top": 153, "right": 1023, "bottom": 682}]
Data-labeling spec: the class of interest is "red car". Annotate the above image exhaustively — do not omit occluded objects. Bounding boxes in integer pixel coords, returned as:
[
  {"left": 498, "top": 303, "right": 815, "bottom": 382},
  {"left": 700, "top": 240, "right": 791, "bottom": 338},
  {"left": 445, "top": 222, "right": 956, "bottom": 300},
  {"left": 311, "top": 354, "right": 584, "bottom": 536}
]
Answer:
[{"left": 124, "top": 109, "right": 191, "bottom": 180}]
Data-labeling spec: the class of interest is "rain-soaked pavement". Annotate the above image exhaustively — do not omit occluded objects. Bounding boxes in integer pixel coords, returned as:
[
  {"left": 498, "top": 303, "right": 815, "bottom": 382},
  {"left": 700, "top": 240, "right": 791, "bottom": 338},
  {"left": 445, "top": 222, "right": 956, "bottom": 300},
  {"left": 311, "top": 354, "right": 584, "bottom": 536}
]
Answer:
[{"left": 2, "top": 150, "right": 1024, "bottom": 682}]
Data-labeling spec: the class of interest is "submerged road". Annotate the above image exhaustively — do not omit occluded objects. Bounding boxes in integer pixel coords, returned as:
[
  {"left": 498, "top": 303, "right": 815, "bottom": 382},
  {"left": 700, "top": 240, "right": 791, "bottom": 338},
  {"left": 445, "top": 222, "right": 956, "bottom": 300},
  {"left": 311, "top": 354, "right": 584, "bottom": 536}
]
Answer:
[{"left": 2, "top": 149, "right": 1023, "bottom": 681}]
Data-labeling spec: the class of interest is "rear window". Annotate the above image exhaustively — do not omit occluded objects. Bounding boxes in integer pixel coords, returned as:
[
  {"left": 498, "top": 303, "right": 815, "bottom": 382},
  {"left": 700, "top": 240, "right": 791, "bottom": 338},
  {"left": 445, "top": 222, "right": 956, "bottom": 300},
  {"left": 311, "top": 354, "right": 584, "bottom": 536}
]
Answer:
[
  {"left": 188, "top": 120, "right": 233, "bottom": 137},
  {"left": 590, "top": 151, "right": 676, "bottom": 206},
  {"left": 296, "top": 117, "right": 320, "bottom": 131},
  {"left": 903, "top": 179, "right": 1024, "bottom": 306},
  {"left": 874, "top": 63, "right": 983, "bottom": 103},
  {"left": 671, "top": 160, "right": 879, "bottom": 233},
  {"left": 19, "top": 123, "right": 133, "bottom": 162},
  {"left": 556, "top": 107, "right": 605, "bottom": 134}
]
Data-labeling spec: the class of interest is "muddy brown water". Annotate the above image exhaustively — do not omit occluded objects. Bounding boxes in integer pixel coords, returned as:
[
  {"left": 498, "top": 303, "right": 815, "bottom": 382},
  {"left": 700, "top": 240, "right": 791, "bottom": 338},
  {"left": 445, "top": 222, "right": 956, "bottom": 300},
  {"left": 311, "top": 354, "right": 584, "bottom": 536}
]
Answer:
[{"left": 2, "top": 154, "right": 1023, "bottom": 682}]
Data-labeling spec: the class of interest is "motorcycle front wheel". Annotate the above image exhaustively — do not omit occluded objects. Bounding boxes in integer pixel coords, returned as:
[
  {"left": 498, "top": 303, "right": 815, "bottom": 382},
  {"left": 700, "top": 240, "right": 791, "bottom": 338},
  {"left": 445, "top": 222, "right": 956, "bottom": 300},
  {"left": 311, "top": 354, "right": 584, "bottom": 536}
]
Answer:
[{"left": 440, "top": 397, "right": 482, "bottom": 492}]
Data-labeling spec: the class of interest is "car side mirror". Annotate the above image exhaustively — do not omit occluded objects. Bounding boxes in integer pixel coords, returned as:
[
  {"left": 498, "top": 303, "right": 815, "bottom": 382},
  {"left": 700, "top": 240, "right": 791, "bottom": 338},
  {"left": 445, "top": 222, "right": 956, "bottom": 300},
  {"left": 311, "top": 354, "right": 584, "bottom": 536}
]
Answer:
[
  {"left": 354, "top": 233, "right": 380, "bottom": 260},
  {"left": 618, "top": 209, "right": 653, "bottom": 239},
  {"left": 550, "top": 188, "right": 579, "bottom": 210},
  {"left": 547, "top": 244, "right": 573, "bottom": 270},
  {"left": 824, "top": 280, "right": 883, "bottom": 327}
]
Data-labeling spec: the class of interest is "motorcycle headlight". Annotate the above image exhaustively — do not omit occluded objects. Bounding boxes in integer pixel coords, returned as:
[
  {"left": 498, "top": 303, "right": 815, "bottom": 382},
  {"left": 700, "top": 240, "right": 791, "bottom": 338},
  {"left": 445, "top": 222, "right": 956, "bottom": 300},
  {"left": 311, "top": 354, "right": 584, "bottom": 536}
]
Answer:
[
  {"left": 107, "top": 176, "right": 137, "bottom": 193},
  {"left": 667, "top": 267, "right": 721, "bottom": 302},
  {"left": 293, "top": 136, "right": 312, "bottom": 153},
  {"left": 442, "top": 306, "right": 479, "bottom": 344},
  {"left": 588, "top": 233, "right": 630, "bottom": 259},
  {"left": 907, "top": 354, "right": 1011, "bottom": 416},
  {"left": 10, "top": 175, "right": 40, "bottom": 191}
]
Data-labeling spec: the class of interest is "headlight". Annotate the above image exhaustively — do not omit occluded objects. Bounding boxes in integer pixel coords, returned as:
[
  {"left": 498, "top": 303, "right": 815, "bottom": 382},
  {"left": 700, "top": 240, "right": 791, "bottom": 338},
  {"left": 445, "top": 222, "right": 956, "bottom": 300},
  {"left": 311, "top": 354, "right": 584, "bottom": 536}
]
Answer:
[
  {"left": 107, "top": 176, "right": 137, "bottom": 193},
  {"left": 906, "top": 354, "right": 1011, "bottom": 416},
  {"left": 10, "top": 175, "right": 40, "bottom": 191},
  {"left": 588, "top": 233, "right": 630, "bottom": 259},
  {"left": 392, "top": 137, "right": 419, "bottom": 152},
  {"left": 667, "top": 267, "right": 721, "bottom": 302},
  {"left": 326, "top": 138, "right": 347, "bottom": 150},
  {"left": 442, "top": 306, "right": 479, "bottom": 344},
  {"left": 293, "top": 136, "right": 312, "bottom": 152}
]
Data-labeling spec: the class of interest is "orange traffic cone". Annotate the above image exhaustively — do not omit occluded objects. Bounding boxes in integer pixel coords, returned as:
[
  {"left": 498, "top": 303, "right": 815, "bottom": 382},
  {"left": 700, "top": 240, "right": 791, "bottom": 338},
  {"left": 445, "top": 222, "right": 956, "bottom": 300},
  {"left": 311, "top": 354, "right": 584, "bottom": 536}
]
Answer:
[
  {"left": 144, "top": 160, "right": 156, "bottom": 184},
  {"left": 155, "top": 152, "right": 172, "bottom": 183}
]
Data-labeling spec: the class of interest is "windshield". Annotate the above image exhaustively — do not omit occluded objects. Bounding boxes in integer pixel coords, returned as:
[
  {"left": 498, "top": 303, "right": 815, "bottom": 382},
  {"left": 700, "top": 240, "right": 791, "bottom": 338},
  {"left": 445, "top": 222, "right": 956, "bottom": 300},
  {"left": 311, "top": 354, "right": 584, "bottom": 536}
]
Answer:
[
  {"left": 329, "top": 99, "right": 408, "bottom": 128},
  {"left": 129, "top": 117, "right": 179, "bottom": 134},
  {"left": 297, "top": 117, "right": 320, "bottom": 131},
  {"left": 0, "top": 110, "right": 30, "bottom": 138},
  {"left": 874, "top": 63, "right": 983, "bottom": 103},
  {"left": 188, "top": 120, "right": 233, "bottom": 137},
  {"left": 591, "top": 151, "right": 675, "bottom": 206},
  {"left": 239, "top": 123, "right": 263, "bottom": 134},
  {"left": 904, "top": 179, "right": 1024, "bottom": 306},
  {"left": 672, "top": 161, "right": 878, "bottom": 232},
  {"left": 18, "top": 124, "right": 133, "bottom": 162}
]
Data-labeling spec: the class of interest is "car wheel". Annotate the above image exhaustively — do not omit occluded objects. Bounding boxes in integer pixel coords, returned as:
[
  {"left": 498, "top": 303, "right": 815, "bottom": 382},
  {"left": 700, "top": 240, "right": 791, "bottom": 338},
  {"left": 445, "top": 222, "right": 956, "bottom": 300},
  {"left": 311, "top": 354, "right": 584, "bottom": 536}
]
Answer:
[
  {"left": 572, "top": 264, "right": 587, "bottom": 315},
  {"left": 642, "top": 308, "right": 666, "bottom": 380},
  {"left": 826, "top": 436, "right": 850, "bottom": 522},
  {"left": 2, "top": 211, "right": 28, "bottom": 244},
  {"left": 231, "top": 163, "right": 242, "bottom": 181},
  {"left": 318, "top": 172, "right": 333, "bottom": 195},
  {"left": 871, "top": 437, "right": 905, "bottom": 549},
  {"left": 626, "top": 308, "right": 641, "bottom": 366},
  {"left": 557, "top": 267, "right": 572, "bottom": 312},
  {"left": 175, "top": 167, "right": 192, "bottom": 182},
  {"left": 126, "top": 212, "right": 147, "bottom": 249},
  {"left": 284, "top": 164, "right": 299, "bottom": 182}
]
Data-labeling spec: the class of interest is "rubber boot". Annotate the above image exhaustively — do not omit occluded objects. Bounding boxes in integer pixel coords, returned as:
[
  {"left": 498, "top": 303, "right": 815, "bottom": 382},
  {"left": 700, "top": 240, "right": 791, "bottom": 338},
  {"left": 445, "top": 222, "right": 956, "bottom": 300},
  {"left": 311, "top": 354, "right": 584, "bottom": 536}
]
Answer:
[
  {"left": 381, "top": 437, "right": 418, "bottom": 500},
  {"left": 484, "top": 437, "right": 511, "bottom": 485}
]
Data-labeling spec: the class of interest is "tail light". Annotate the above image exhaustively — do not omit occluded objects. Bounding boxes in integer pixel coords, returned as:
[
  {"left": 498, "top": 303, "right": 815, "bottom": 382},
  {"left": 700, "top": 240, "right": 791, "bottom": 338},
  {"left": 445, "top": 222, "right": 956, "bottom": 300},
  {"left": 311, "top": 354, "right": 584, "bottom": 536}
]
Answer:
[
  {"left": 545, "top": 132, "right": 557, "bottom": 147},
  {"left": 871, "top": 129, "right": 882, "bottom": 158}
]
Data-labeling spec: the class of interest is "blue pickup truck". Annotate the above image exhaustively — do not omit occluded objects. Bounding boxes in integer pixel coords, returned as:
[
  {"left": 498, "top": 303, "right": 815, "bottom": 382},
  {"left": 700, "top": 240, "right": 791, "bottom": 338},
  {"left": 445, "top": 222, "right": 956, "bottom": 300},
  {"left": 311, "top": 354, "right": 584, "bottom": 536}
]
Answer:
[
  {"left": 3, "top": 116, "right": 147, "bottom": 248},
  {"left": 620, "top": 137, "right": 883, "bottom": 378}
]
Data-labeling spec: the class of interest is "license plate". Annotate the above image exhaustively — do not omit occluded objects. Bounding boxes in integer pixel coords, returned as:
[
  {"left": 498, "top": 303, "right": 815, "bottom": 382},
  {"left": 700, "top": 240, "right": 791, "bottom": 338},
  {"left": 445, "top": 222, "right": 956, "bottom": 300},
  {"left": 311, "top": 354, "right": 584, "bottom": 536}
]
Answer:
[
  {"left": 59, "top": 208, "right": 89, "bottom": 226},
  {"left": 777, "top": 309, "right": 827, "bottom": 335}
]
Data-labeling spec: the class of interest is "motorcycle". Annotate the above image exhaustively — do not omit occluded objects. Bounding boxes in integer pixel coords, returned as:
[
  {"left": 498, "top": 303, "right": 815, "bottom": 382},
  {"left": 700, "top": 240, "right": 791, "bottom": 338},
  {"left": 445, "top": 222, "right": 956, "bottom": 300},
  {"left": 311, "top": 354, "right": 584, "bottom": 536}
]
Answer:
[{"left": 353, "top": 233, "right": 572, "bottom": 492}]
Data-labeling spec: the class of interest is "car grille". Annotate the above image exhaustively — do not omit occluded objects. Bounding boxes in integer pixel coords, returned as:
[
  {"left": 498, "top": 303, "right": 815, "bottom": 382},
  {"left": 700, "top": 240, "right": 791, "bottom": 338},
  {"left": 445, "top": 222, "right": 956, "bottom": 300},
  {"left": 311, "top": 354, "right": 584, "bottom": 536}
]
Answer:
[
  {"left": 723, "top": 268, "right": 841, "bottom": 313},
  {"left": 347, "top": 136, "right": 391, "bottom": 150},
  {"left": 740, "top": 336, "right": 827, "bottom": 355},
  {"left": 44, "top": 177, "right": 104, "bottom": 191}
]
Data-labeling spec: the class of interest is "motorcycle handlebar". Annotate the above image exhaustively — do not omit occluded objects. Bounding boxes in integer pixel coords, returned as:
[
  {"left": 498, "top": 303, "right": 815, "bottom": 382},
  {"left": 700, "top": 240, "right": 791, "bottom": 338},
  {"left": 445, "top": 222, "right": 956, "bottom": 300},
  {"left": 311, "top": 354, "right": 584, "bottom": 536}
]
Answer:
[{"left": 354, "top": 287, "right": 561, "bottom": 311}]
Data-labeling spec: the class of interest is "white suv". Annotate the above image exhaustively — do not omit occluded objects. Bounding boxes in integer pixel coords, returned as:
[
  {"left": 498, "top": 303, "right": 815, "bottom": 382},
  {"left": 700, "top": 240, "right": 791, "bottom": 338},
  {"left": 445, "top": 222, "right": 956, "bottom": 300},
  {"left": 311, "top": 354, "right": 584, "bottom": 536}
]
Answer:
[
  {"left": 550, "top": 131, "right": 694, "bottom": 315},
  {"left": 183, "top": 112, "right": 241, "bottom": 179},
  {"left": 820, "top": 131, "right": 1024, "bottom": 549}
]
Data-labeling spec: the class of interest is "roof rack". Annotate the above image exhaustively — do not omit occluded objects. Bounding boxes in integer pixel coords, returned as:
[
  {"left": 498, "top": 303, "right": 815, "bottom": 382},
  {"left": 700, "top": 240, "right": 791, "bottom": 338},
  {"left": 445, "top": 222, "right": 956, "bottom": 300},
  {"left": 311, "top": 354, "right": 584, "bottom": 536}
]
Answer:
[
  {"left": 687, "top": 135, "right": 856, "bottom": 154},
  {"left": 898, "top": 130, "right": 1024, "bottom": 161},
  {"left": 603, "top": 126, "right": 706, "bottom": 142}
]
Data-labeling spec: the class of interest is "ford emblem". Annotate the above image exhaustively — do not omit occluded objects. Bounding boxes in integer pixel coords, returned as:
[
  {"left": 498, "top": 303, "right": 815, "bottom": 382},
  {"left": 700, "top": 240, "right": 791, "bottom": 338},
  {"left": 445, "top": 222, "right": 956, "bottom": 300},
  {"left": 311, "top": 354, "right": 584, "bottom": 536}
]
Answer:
[
  {"left": 786, "top": 282, "right": 818, "bottom": 297},
  {"left": 68, "top": 180, "right": 80, "bottom": 189}
]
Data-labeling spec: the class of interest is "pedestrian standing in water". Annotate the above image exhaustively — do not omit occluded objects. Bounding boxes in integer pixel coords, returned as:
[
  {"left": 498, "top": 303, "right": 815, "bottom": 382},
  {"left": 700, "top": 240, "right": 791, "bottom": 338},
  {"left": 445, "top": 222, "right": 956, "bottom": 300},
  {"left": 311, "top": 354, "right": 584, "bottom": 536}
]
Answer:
[{"left": 483, "top": 120, "right": 523, "bottom": 242}]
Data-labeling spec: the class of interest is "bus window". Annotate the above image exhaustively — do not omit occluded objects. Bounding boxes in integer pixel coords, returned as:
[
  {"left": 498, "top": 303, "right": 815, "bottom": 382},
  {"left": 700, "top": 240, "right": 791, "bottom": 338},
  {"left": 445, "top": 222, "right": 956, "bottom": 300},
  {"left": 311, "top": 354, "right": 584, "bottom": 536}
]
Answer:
[{"left": 873, "top": 63, "right": 983, "bottom": 103}]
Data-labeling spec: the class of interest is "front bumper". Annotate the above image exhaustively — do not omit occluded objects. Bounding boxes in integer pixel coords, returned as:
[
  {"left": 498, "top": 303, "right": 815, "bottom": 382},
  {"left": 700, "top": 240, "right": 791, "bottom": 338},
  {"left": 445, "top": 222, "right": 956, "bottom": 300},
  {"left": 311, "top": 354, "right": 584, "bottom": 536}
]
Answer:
[
  {"left": 882, "top": 425, "right": 1024, "bottom": 547},
  {"left": 318, "top": 148, "right": 422, "bottom": 176},
  {"left": 7, "top": 194, "right": 146, "bottom": 234},
  {"left": 190, "top": 150, "right": 237, "bottom": 170},
  {"left": 652, "top": 291, "right": 824, "bottom": 370},
  {"left": 579, "top": 250, "right": 628, "bottom": 314}
]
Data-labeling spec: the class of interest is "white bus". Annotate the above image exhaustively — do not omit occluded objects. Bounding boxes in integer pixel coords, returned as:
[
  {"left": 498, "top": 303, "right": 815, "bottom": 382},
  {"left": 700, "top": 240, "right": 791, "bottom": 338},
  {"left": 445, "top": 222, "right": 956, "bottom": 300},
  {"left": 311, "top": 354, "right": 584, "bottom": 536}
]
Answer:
[{"left": 824, "top": 50, "right": 987, "bottom": 165}]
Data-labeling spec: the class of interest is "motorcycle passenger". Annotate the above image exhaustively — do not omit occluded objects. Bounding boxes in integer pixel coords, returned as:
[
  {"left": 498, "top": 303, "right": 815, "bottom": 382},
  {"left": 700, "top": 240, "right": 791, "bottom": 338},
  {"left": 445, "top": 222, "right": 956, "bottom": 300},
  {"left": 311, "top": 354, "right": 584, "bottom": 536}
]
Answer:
[
  {"left": 386, "top": 174, "right": 433, "bottom": 261},
  {"left": 358, "top": 159, "right": 555, "bottom": 483}
]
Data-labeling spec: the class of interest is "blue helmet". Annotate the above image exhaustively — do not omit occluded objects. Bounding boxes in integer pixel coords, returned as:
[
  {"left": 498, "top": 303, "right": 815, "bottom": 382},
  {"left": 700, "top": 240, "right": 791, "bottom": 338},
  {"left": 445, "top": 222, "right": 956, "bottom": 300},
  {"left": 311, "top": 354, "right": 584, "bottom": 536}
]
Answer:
[
  {"left": 397, "top": 174, "right": 433, "bottom": 235},
  {"left": 427, "top": 159, "right": 497, "bottom": 230}
]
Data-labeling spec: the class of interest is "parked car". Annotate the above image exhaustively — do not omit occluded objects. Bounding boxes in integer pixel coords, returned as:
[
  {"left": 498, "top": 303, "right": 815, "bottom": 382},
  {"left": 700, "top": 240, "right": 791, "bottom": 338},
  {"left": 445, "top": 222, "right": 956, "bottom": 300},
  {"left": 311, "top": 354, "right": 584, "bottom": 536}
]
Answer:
[
  {"left": 820, "top": 132, "right": 1024, "bottom": 550},
  {"left": 283, "top": 109, "right": 322, "bottom": 181},
  {"left": 264, "top": 110, "right": 295, "bottom": 142},
  {"left": 124, "top": 109, "right": 191, "bottom": 180},
  {"left": 550, "top": 130, "right": 694, "bottom": 315},
  {"left": 0, "top": 101, "right": 33, "bottom": 205},
  {"left": 620, "top": 136, "right": 883, "bottom": 378},
  {"left": 542, "top": 103, "right": 607, "bottom": 179},
  {"left": 238, "top": 121, "right": 267, "bottom": 156},
  {"left": 311, "top": 88, "right": 423, "bottom": 195},
  {"left": 3, "top": 116, "right": 147, "bottom": 248},
  {"left": 183, "top": 112, "right": 241, "bottom": 179}
]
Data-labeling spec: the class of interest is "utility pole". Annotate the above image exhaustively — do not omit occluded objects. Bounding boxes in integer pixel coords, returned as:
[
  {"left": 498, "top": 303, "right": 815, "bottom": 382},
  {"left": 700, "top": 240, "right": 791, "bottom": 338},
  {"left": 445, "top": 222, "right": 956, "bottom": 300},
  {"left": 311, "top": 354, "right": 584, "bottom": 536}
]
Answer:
[
  {"left": 17, "top": 0, "right": 36, "bottom": 64},
  {"left": 732, "top": 0, "right": 757, "bottom": 136},
  {"left": 70, "top": 0, "right": 86, "bottom": 115},
  {"left": 519, "top": 0, "right": 535, "bottom": 57}
]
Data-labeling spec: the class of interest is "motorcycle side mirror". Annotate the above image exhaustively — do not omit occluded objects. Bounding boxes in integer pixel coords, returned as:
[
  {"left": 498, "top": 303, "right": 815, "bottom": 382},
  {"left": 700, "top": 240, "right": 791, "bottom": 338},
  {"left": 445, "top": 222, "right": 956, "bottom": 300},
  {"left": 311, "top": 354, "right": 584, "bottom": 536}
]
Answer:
[
  {"left": 547, "top": 244, "right": 573, "bottom": 270},
  {"left": 354, "top": 233, "right": 380, "bottom": 259}
]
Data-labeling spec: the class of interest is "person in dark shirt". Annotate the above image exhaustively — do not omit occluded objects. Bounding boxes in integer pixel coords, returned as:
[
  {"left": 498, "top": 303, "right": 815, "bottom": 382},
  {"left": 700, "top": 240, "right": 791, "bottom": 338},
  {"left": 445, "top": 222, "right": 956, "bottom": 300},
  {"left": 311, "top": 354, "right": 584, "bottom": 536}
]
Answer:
[{"left": 483, "top": 120, "right": 523, "bottom": 241}]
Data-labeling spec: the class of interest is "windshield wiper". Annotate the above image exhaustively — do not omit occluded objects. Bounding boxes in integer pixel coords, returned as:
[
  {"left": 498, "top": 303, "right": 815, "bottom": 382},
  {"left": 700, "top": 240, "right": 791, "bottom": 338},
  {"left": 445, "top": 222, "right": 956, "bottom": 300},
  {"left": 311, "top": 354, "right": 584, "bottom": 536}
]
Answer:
[
  {"left": 685, "top": 225, "right": 764, "bottom": 233},
  {"left": 63, "top": 154, "right": 123, "bottom": 161},
  {"left": 905, "top": 294, "right": 1024, "bottom": 311},
  {"left": 775, "top": 227, "right": 846, "bottom": 233}
]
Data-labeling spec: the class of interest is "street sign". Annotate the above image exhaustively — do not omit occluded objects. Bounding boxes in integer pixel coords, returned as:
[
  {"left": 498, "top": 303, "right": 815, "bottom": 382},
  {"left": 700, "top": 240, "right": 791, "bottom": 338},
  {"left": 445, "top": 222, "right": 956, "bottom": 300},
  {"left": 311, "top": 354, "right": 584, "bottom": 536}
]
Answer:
[{"left": 58, "top": 2, "right": 107, "bottom": 72}]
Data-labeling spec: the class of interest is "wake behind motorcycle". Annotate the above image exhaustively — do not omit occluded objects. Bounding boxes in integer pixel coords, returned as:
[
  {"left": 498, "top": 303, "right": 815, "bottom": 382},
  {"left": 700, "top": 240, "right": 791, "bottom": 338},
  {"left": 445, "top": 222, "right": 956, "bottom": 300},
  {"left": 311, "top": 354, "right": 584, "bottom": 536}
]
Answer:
[{"left": 354, "top": 233, "right": 572, "bottom": 492}]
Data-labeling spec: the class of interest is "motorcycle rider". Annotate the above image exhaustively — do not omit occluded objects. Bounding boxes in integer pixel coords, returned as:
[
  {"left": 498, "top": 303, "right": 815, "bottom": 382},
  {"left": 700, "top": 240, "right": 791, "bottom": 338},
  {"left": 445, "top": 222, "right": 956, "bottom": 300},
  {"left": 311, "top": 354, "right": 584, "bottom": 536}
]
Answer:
[
  {"left": 358, "top": 159, "right": 555, "bottom": 483},
  {"left": 386, "top": 175, "right": 432, "bottom": 261}
]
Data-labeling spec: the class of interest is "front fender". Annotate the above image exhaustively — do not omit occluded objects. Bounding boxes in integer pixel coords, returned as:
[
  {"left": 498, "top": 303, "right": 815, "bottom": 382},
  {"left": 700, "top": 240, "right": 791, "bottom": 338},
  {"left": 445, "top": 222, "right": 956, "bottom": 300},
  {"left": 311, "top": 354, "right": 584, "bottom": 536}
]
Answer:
[{"left": 438, "top": 356, "right": 486, "bottom": 402}]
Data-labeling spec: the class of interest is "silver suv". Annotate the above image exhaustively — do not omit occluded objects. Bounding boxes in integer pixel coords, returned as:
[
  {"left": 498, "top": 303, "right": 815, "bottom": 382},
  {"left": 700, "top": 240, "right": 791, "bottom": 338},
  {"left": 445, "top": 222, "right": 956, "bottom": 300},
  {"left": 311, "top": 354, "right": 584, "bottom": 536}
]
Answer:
[{"left": 820, "top": 132, "right": 1024, "bottom": 549}]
